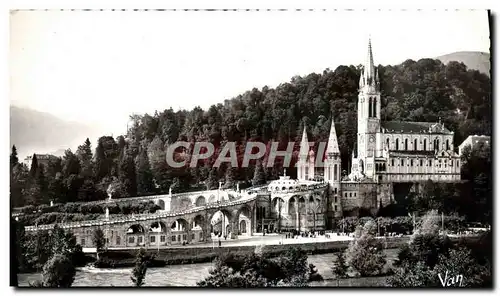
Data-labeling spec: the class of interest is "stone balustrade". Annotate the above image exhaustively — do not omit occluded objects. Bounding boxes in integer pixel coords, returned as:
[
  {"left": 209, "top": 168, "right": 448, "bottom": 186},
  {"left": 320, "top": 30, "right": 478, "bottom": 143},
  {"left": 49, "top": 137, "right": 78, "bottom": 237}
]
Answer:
[{"left": 25, "top": 190, "right": 258, "bottom": 232}]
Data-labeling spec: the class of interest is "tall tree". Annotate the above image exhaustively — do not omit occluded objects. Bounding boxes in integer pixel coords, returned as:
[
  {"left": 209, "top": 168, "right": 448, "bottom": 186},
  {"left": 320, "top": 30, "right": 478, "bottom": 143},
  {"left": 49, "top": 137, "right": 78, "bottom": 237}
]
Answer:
[
  {"left": 131, "top": 248, "right": 149, "bottom": 287},
  {"left": 136, "top": 147, "right": 155, "bottom": 195},
  {"left": 119, "top": 149, "right": 138, "bottom": 197},
  {"left": 76, "top": 138, "right": 93, "bottom": 178},
  {"left": 92, "top": 228, "right": 105, "bottom": 260},
  {"left": 29, "top": 153, "right": 38, "bottom": 178},
  {"left": 10, "top": 145, "right": 19, "bottom": 168},
  {"left": 252, "top": 161, "right": 266, "bottom": 186}
]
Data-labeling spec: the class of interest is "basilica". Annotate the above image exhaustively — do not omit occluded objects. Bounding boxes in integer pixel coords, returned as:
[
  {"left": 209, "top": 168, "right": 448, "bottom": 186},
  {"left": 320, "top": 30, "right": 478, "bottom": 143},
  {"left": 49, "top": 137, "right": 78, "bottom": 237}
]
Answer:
[
  {"left": 295, "top": 39, "right": 461, "bottom": 222},
  {"left": 256, "top": 39, "right": 462, "bottom": 232}
]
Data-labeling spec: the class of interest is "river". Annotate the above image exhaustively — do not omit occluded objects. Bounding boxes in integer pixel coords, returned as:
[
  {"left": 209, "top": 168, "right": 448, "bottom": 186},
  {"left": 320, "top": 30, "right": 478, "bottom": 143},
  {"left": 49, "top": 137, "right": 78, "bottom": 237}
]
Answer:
[{"left": 18, "top": 249, "right": 398, "bottom": 287}]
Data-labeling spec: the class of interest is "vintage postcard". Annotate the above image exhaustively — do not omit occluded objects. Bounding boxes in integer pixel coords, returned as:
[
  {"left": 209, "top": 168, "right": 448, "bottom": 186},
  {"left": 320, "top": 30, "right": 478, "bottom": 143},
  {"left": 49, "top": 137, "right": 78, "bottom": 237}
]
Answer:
[{"left": 9, "top": 9, "right": 492, "bottom": 288}]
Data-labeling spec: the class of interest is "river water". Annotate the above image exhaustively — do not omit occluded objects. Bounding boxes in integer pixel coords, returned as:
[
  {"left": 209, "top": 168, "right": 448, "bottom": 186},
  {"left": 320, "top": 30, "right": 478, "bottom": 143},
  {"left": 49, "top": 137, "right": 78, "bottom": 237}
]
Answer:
[{"left": 18, "top": 249, "right": 398, "bottom": 287}]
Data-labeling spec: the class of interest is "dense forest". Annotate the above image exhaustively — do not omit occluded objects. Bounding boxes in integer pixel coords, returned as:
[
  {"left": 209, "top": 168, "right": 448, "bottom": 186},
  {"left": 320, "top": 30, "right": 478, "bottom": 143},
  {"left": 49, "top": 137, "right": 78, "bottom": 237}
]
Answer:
[{"left": 10, "top": 58, "right": 491, "bottom": 224}]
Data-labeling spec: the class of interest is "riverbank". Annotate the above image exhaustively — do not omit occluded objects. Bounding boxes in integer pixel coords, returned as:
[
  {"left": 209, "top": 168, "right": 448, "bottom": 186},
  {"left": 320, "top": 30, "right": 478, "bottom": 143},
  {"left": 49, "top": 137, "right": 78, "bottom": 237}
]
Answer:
[{"left": 94, "top": 236, "right": 410, "bottom": 268}]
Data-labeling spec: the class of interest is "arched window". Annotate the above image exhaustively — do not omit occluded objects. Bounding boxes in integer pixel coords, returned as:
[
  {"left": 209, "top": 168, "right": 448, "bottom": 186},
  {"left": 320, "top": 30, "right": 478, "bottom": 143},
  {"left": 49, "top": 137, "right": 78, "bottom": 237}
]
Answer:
[
  {"left": 423, "top": 139, "right": 427, "bottom": 150},
  {"left": 391, "top": 159, "right": 395, "bottom": 166},
  {"left": 410, "top": 159, "right": 413, "bottom": 166},
  {"left": 396, "top": 138, "right": 399, "bottom": 150},
  {"left": 368, "top": 97, "right": 373, "bottom": 117},
  {"left": 414, "top": 139, "right": 418, "bottom": 150},
  {"left": 401, "top": 159, "right": 404, "bottom": 166},
  {"left": 434, "top": 138, "right": 440, "bottom": 151},
  {"left": 446, "top": 139, "right": 450, "bottom": 151},
  {"left": 405, "top": 139, "right": 408, "bottom": 150},
  {"left": 420, "top": 159, "right": 423, "bottom": 166},
  {"left": 386, "top": 138, "right": 390, "bottom": 149},
  {"left": 334, "top": 164, "right": 338, "bottom": 181},
  {"left": 373, "top": 98, "right": 377, "bottom": 117}
]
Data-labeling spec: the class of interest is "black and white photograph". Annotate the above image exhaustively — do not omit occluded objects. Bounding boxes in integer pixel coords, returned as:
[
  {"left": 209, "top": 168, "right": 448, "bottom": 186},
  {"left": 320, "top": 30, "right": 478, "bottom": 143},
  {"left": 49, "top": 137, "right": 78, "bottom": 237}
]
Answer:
[{"left": 8, "top": 8, "right": 493, "bottom": 288}]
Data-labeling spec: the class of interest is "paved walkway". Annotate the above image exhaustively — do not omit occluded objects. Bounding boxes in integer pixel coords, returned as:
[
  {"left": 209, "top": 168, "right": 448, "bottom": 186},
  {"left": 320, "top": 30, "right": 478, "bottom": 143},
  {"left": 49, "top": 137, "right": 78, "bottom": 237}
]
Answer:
[{"left": 98, "top": 233, "right": 355, "bottom": 252}]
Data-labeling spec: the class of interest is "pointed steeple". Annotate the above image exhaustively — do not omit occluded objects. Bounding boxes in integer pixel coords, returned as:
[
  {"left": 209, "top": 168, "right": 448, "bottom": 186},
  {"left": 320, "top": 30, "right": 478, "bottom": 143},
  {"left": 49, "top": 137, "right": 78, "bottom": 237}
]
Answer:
[
  {"left": 326, "top": 116, "right": 340, "bottom": 156},
  {"left": 299, "top": 126, "right": 309, "bottom": 156},
  {"left": 364, "top": 37, "right": 376, "bottom": 84}
]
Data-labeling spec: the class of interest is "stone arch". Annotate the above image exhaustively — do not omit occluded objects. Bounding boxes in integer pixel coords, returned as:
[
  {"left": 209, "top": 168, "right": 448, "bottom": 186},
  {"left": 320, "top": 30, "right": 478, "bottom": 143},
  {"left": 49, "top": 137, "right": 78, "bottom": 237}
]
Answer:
[
  {"left": 149, "top": 221, "right": 167, "bottom": 232},
  {"left": 126, "top": 224, "right": 145, "bottom": 234},
  {"left": 434, "top": 137, "right": 440, "bottom": 151},
  {"left": 158, "top": 199, "right": 166, "bottom": 210},
  {"left": 170, "top": 218, "right": 189, "bottom": 244},
  {"left": 239, "top": 220, "right": 247, "bottom": 234},
  {"left": 235, "top": 205, "right": 252, "bottom": 236},
  {"left": 148, "top": 221, "right": 167, "bottom": 246},
  {"left": 125, "top": 224, "right": 146, "bottom": 247},
  {"left": 195, "top": 196, "right": 206, "bottom": 207},
  {"left": 191, "top": 214, "right": 206, "bottom": 242},
  {"left": 209, "top": 209, "right": 232, "bottom": 237},
  {"left": 208, "top": 195, "right": 216, "bottom": 203},
  {"left": 288, "top": 196, "right": 297, "bottom": 215},
  {"left": 171, "top": 218, "right": 189, "bottom": 231},
  {"left": 298, "top": 197, "right": 306, "bottom": 213},
  {"left": 272, "top": 197, "right": 285, "bottom": 215}
]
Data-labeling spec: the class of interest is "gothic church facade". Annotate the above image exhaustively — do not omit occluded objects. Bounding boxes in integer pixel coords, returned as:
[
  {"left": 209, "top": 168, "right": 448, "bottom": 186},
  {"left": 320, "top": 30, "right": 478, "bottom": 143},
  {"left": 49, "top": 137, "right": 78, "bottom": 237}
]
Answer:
[{"left": 297, "top": 39, "right": 461, "bottom": 218}]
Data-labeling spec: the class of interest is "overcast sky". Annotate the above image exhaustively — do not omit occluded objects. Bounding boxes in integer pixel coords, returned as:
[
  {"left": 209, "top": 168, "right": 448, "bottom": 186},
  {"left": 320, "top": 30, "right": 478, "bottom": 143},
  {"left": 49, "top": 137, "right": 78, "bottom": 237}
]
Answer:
[{"left": 10, "top": 10, "right": 490, "bottom": 136}]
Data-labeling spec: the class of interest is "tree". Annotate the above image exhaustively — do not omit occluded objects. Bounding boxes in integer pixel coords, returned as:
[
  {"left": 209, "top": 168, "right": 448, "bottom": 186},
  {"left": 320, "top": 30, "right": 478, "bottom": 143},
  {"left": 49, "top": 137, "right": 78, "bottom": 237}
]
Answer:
[
  {"left": 118, "top": 148, "right": 137, "bottom": 197},
  {"left": 223, "top": 166, "right": 236, "bottom": 189},
  {"left": 29, "top": 153, "right": 38, "bottom": 177},
  {"left": 331, "top": 253, "right": 348, "bottom": 285},
  {"left": 10, "top": 145, "right": 19, "bottom": 168},
  {"left": 433, "top": 247, "right": 491, "bottom": 287},
  {"left": 252, "top": 160, "right": 266, "bottom": 186},
  {"left": 131, "top": 248, "right": 149, "bottom": 287},
  {"left": 387, "top": 261, "right": 438, "bottom": 287},
  {"left": 76, "top": 138, "right": 93, "bottom": 178},
  {"left": 344, "top": 220, "right": 387, "bottom": 277},
  {"left": 307, "top": 263, "right": 323, "bottom": 282},
  {"left": 92, "top": 228, "right": 105, "bottom": 259},
  {"left": 198, "top": 247, "right": 310, "bottom": 287},
  {"left": 205, "top": 168, "right": 218, "bottom": 190},
  {"left": 62, "top": 149, "right": 81, "bottom": 177},
  {"left": 136, "top": 147, "right": 155, "bottom": 195},
  {"left": 41, "top": 254, "right": 76, "bottom": 287}
]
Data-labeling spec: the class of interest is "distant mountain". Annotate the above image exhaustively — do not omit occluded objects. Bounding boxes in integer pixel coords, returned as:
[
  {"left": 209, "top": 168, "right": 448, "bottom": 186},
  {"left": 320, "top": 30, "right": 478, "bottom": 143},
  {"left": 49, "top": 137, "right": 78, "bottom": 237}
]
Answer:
[
  {"left": 435, "top": 51, "right": 490, "bottom": 76},
  {"left": 10, "top": 106, "right": 100, "bottom": 161}
]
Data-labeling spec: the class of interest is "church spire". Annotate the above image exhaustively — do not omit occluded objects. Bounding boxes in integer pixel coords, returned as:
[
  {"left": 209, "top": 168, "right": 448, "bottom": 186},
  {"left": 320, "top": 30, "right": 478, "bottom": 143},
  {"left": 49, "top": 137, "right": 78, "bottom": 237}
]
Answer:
[
  {"left": 364, "top": 37, "right": 376, "bottom": 85},
  {"left": 326, "top": 115, "right": 340, "bottom": 156},
  {"left": 299, "top": 126, "right": 309, "bottom": 156}
]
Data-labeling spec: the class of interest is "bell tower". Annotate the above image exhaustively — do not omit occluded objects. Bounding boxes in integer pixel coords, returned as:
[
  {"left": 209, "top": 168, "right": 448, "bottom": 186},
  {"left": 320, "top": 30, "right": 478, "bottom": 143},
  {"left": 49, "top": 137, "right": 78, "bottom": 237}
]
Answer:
[{"left": 357, "top": 38, "right": 381, "bottom": 178}]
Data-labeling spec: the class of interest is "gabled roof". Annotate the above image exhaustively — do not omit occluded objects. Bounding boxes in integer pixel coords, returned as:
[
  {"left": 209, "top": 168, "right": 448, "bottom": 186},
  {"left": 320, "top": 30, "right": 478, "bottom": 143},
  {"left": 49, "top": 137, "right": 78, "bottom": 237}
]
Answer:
[{"left": 381, "top": 121, "right": 451, "bottom": 134}]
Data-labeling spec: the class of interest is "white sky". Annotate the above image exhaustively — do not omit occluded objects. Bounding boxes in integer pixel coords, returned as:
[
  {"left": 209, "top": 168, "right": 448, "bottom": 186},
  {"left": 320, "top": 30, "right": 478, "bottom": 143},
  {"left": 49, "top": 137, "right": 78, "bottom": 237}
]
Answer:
[{"left": 10, "top": 10, "right": 490, "bottom": 136}]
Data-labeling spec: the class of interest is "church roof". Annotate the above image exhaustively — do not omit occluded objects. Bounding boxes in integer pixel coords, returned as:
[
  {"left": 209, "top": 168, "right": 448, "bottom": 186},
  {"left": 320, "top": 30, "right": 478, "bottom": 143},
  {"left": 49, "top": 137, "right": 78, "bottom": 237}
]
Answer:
[
  {"left": 381, "top": 121, "right": 451, "bottom": 134},
  {"left": 326, "top": 116, "right": 340, "bottom": 155},
  {"left": 389, "top": 150, "right": 435, "bottom": 157}
]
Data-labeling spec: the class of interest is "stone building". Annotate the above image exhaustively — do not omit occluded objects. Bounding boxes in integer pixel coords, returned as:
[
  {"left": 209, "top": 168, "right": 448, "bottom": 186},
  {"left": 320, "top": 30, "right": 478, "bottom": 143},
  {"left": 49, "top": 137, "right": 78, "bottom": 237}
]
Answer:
[{"left": 295, "top": 38, "right": 462, "bottom": 218}]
